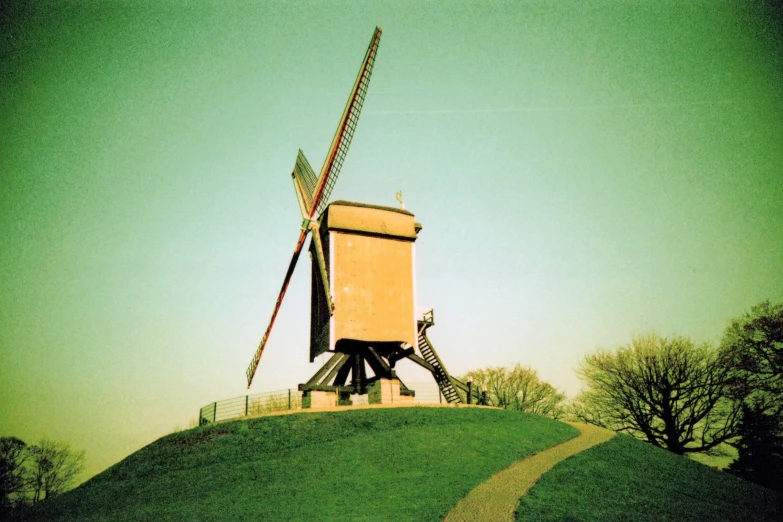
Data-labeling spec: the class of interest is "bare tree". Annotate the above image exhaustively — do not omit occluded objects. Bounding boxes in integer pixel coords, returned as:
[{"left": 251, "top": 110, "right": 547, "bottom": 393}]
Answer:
[
  {"left": 567, "top": 398, "right": 609, "bottom": 427},
  {"left": 463, "top": 364, "right": 566, "bottom": 419},
  {"left": 28, "top": 439, "right": 85, "bottom": 504},
  {"left": 720, "top": 300, "right": 783, "bottom": 416},
  {"left": 1, "top": 437, "right": 28, "bottom": 512},
  {"left": 576, "top": 333, "right": 740, "bottom": 455}
]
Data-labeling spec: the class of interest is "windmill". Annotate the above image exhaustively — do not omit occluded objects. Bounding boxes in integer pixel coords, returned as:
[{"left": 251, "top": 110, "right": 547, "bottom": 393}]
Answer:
[{"left": 245, "top": 27, "right": 482, "bottom": 407}]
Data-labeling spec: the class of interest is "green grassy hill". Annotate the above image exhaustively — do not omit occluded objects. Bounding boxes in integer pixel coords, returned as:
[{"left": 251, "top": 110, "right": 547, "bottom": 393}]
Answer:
[
  {"left": 21, "top": 407, "right": 576, "bottom": 521},
  {"left": 19, "top": 407, "right": 783, "bottom": 521},
  {"left": 516, "top": 433, "right": 782, "bottom": 522}
]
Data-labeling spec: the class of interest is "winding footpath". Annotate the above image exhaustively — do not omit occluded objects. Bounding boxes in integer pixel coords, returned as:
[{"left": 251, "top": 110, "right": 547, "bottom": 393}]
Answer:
[{"left": 444, "top": 422, "right": 616, "bottom": 522}]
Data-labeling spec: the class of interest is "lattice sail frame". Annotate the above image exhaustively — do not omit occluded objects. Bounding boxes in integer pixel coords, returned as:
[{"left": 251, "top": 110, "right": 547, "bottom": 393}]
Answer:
[
  {"left": 292, "top": 29, "right": 380, "bottom": 220},
  {"left": 312, "top": 29, "right": 379, "bottom": 217},
  {"left": 292, "top": 150, "right": 317, "bottom": 217},
  {"left": 246, "top": 27, "right": 382, "bottom": 388}
]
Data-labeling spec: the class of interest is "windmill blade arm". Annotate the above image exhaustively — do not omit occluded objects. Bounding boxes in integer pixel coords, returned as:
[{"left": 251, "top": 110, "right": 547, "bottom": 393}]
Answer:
[
  {"left": 246, "top": 27, "right": 382, "bottom": 388},
  {"left": 245, "top": 229, "right": 309, "bottom": 388},
  {"left": 310, "top": 26, "right": 382, "bottom": 217},
  {"left": 309, "top": 222, "right": 333, "bottom": 315}
]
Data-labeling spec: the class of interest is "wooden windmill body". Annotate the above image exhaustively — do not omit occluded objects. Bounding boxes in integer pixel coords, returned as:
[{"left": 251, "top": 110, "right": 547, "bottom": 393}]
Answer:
[
  {"left": 310, "top": 201, "right": 419, "bottom": 359},
  {"left": 303, "top": 202, "right": 420, "bottom": 406}
]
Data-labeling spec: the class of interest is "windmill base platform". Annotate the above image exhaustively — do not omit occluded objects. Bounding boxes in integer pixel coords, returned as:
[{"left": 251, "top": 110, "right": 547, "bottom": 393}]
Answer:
[
  {"left": 297, "top": 309, "right": 487, "bottom": 407},
  {"left": 302, "top": 378, "right": 415, "bottom": 409}
]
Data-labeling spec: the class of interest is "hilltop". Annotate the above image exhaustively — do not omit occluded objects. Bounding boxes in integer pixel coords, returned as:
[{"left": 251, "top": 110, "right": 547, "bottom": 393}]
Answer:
[
  {"left": 17, "top": 406, "right": 783, "bottom": 521},
  {"left": 21, "top": 407, "right": 574, "bottom": 520}
]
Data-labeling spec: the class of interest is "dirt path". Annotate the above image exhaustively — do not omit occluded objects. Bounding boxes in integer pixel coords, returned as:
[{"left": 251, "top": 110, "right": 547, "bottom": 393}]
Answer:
[{"left": 443, "top": 422, "right": 616, "bottom": 522}]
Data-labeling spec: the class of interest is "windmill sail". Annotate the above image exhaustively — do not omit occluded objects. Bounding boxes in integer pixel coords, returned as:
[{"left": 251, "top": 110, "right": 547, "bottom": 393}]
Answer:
[
  {"left": 245, "top": 27, "right": 382, "bottom": 388},
  {"left": 311, "top": 26, "right": 381, "bottom": 217},
  {"left": 245, "top": 228, "right": 308, "bottom": 387},
  {"left": 292, "top": 149, "right": 317, "bottom": 217}
]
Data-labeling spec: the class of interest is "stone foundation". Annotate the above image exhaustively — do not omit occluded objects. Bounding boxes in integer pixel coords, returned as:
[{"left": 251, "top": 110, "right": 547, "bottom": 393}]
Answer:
[
  {"left": 368, "top": 379, "right": 415, "bottom": 405},
  {"left": 302, "top": 390, "right": 337, "bottom": 409}
]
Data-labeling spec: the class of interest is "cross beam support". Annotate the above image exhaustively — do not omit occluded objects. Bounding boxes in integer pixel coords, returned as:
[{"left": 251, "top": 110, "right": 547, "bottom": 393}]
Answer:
[{"left": 299, "top": 341, "right": 416, "bottom": 399}]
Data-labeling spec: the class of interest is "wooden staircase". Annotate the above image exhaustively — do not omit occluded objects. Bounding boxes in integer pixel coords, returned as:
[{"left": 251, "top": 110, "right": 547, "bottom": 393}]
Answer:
[{"left": 417, "top": 313, "right": 461, "bottom": 403}]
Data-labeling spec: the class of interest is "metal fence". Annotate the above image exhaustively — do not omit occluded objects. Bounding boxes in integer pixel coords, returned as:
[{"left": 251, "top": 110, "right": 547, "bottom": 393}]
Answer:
[{"left": 199, "top": 382, "right": 446, "bottom": 425}]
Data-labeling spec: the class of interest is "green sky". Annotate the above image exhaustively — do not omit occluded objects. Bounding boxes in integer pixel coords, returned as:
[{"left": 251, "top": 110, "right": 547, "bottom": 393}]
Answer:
[{"left": 2, "top": 1, "right": 782, "bottom": 481}]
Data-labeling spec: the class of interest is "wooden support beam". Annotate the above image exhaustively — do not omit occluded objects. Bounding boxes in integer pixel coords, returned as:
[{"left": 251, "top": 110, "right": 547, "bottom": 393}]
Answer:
[
  {"left": 451, "top": 377, "right": 469, "bottom": 393},
  {"left": 397, "top": 378, "right": 416, "bottom": 397},
  {"left": 299, "top": 383, "right": 356, "bottom": 394},
  {"left": 365, "top": 346, "right": 391, "bottom": 376},
  {"left": 388, "top": 346, "right": 415, "bottom": 367},
  {"left": 322, "top": 353, "right": 350, "bottom": 385},
  {"left": 305, "top": 352, "right": 343, "bottom": 385},
  {"left": 351, "top": 352, "right": 367, "bottom": 394},
  {"left": 334, "top": 357, "right": 353, "bottom": 386},
  {"left": 407, "top": 354, "right": 435, "bottom": 373}
]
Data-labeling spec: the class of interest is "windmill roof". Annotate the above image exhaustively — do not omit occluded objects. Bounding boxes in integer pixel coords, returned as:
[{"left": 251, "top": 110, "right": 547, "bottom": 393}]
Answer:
[{"left": 328, "top": 200, "right": 414, "bottom": 216}]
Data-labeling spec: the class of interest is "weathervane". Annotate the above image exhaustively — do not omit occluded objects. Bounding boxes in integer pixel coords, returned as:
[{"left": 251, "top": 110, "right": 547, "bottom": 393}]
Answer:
[{"left": 396, "top": 190, "right": 405, "bottom": 209}]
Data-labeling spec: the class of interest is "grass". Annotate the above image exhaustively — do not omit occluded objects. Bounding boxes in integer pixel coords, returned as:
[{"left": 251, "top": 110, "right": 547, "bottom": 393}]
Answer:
[
  {"left": 25, "top": 407, "right": 577, "bottom": 521},
  {"left": 515, "top": 433, "right": 783, "bottom": 522}
]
